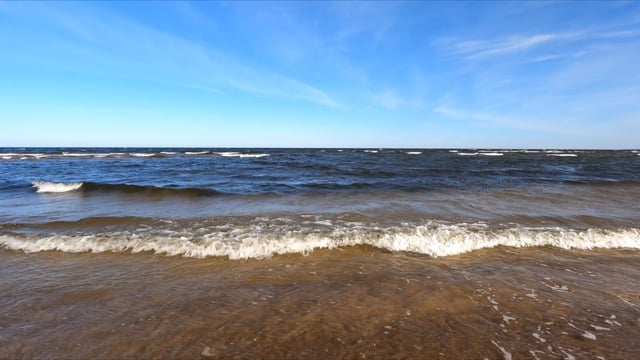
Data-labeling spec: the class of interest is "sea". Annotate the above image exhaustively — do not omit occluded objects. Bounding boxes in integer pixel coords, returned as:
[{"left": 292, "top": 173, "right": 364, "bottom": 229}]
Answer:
[{"left": 1, "top": 148, "right": 639, "bottom": 359}]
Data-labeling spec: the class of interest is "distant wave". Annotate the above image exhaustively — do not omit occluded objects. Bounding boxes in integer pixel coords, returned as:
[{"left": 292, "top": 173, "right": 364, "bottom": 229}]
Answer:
[
  {"left": 0, "top": 153, "right": 48, "bottom": 160},
  {"left": 31, "top": 181, "right": 223, "bottom": 197},
  {"left": 129, "top": 152, "right": 157, "bottom": 157},
  {"left": 547, "top": 153, "right": 578, "bottom": 157},
  {"left": 2, "top": 220, "right": 639, "bottom": 260},
  {"left": 406, "top": 151, "right": 422, "bottom": 155},
  {"left": 215, "top": 152, "right": 270, "bottom": 158},
  {"left": 62, "top": 152, "right": 126, "bottom": 158}
]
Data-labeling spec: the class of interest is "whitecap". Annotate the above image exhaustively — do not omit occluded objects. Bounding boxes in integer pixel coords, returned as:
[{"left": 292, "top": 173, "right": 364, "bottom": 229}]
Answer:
[
  {"left": 406, "top": 151, "right": 422, "bottom": 155},
  {"left": 32, "top": 181, "right": 83, "bottom": 193},
  {"left": 215, "top": 152, "right": 269, "bottom": 158}
]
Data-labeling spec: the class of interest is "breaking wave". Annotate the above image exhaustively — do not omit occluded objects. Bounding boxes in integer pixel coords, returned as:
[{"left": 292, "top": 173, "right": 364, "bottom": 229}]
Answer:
[
  {"left": 2, "top": 220, "right": 639, "bottom": 260},
  {"left": 31, "top": 181, "right": 223, "bottom": 196},
  {"left": 215, "top": 152, "right": 270, "bottom": 158},
  {"left": 32, "top": 181, "right": 83, "bottom": 193}
]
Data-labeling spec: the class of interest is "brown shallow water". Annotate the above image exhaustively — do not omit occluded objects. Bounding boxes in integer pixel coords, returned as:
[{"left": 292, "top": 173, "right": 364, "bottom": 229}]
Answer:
[{"left": 1, "top": 247, "right": 639, "bottom": 359}]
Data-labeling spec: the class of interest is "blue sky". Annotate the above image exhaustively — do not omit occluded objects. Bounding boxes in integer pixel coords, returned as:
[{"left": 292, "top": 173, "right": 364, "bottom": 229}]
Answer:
[{"left": 1, "top": 1, "right": 639, "bottom": 148}]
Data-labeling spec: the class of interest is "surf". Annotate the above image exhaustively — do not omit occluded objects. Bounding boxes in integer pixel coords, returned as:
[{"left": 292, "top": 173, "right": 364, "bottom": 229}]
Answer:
[{"left": 2, "top": 220, "right": 639, "bottom": 260}]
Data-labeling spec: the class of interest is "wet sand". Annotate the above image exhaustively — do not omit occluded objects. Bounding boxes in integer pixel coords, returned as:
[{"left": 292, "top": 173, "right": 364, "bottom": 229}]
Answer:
[{"left": 2, "top": 247, "right": 640, "bottom": 359}]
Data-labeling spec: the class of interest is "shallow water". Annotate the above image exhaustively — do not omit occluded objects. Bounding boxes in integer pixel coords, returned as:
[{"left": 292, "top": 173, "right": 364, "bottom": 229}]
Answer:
[{"left": 2, "top": 247, "right": 639, "bottom": 359}]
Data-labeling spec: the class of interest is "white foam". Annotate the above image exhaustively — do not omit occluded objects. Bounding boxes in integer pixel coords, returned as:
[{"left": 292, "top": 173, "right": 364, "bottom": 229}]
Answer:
[
  {"left": 0, "top": 153, "right": 25, "bottom": 160},
  {"left": 568, "top": 322, "right": 597, "bottom": 340},
  {"left": 8, "top": 153, "right": 48, "bottom": 159},
  {"left": 533, "top": 333, "right": 546, "bottom": 343},
  {"left": 491, "top": 340, "right": 512, "bottom": 360},
  {"left": 547, "top": 153, "right": 578, "bottom": 157},
  {"left": 2, "top": 221, "right": 640, "bottom": 260},
  {"left": 480, "top": 152, "right": 503, "bottom": 156},
  {"left": 185, "top": 151, "right": 210, "bottom": 155},
  {"left": 239, "top": 153, "right": 269, "bottom": 158},
  {"left": 32, "top": 181, "right": 83, "bottom": 193},
  {"left": 161, "top": 151, "right": 177, "bottom": 155},
  {"left": 363, "top": 150, "right": 378, "bottom": 153},
  {"left": 215, "top": 152, "right": 269, "bottom": 158},
  {"left": 457, "top": 152, "right": 478, "bottom": 156},
  {"left": 62, "top": 152, "right": 124, "bottom": 158},
  {"left": 449, "top": 150, "right": 459, "bottom": 153},
  {"left": 406, "top": 151, "right": 422, "bottom": 155},
  {"left": 129, "top": 153, "right": 156, "bottom": 157}
]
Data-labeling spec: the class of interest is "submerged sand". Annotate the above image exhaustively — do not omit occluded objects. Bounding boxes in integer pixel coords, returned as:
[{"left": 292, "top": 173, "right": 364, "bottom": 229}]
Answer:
[{"left": 1, "top": 246, "right": 639, "bottom": 359}]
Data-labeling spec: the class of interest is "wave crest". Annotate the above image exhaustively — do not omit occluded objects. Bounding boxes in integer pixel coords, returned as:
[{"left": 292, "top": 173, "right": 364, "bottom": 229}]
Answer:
[
  {"left": 32, "top": 181, "right": 83, "bottom": 193},
  {"left": 30, "top": 181, "right": 222, "bottom": 197},
  {"left": 2, "top": 221, "right": 639, "bottom": 260}
]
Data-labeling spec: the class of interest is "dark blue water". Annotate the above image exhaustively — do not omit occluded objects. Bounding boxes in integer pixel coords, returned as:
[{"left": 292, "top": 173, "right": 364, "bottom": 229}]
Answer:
[
  {"left": 1, "top": 148, "right": 639, "bottom": 193},
  {"left": 1, "top": 148, "right": 639, "bottom": 258}
]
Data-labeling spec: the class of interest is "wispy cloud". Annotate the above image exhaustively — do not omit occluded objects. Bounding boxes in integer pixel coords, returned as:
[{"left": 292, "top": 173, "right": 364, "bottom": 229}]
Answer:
[
  {"left": 3, "top": 3, "right": 341, "bottom": 108},
  {"left": 371, "top": 90, "right": 424, "bottom": 110},
  {"left": 450, "top": 33, "right": 564, "bottom": 60},
  {"left": 441, "top": 27, "right": 638, "bottom": 61},
  {"left": 524, "top": 51, "right": 586, "bottom": 63},
  {"left": 432, "top": 105, "right": 557, "bottom": 133}
]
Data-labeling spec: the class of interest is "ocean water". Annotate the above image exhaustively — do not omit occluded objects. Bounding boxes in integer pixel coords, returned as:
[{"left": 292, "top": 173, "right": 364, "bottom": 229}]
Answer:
[{"left": 1, "top": 148, "right": 640, "bottom": 358}]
